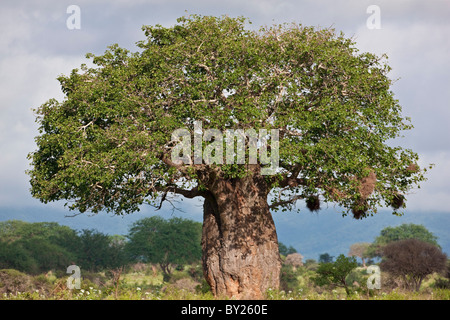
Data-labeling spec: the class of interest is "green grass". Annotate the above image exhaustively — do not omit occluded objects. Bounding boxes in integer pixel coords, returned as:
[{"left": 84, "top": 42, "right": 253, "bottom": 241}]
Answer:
[{"left": 1, "top": 264, "right": 449, "bottom": 300}]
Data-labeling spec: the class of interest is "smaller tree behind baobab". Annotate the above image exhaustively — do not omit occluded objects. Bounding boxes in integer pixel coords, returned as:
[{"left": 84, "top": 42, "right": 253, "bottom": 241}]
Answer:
[
  {"left": 285, "top": 253, "right": 304, "bottom": 270},
  {"left": 380, "top": 238, "right": 447, "bottom": 291},
  {"left": 348, "top": 242, "right": 371, "bottom": 268}
]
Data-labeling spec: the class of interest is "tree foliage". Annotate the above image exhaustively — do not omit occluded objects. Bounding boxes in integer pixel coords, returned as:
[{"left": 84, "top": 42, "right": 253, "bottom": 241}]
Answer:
[
  {"left": 279, "top": 242, "right": 297, "bottom": 256},
  {"left": 0, "top": 220, "right": 126, "bottom": 274},
  {"left": 319, "top": 253, "right": 334, "bottom": 263},
  {"left": 313, "top": 254, "right": 357, "bottom": 295},
  {"left": 126, "top": 216, "right": 202, "bottom": 275},
  {"left": 74, "top": 229, "right": 127, "bottom": 272},
  {"left": 369, "top": 223, "right": 440, "bottom": 257},
  {"left": 0, "top": 217, "right": 202, "bottom": 275},
  {"left": 0, "top": 220, "right": 76, "bottom": 274},
  {"left": 348, "top": 242, "right": 371, "bottom": 267},
  {"left": 376, "top": 223, "right": 439, "bottom": 246},
  {"left": 27, "top": 14, "right": 429, "bottom": 219}
]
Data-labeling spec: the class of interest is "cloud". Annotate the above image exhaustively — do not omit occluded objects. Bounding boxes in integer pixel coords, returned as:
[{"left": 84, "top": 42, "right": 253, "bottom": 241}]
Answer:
[
  {"left": 0, "top": 5, "right": 32, "bottom": 55},
  {"left": 406, "top": 151, "right": 450, "bottom": 212},
  {"left": 0, "top": 51, "right": 86, "bottom": 206},
  {"left": 351, "top": 19, "right": 450, "bottom": 213},
  {"left": 352, "top": 20, "right": 450, "bottom": 152}
]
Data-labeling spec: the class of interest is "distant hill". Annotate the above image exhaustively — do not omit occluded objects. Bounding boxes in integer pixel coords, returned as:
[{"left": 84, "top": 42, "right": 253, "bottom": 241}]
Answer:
[
  {"left": 1, "top": 202, "right": 449, "bottom": 261},
  {"left": 273, "top": 208, "right": 450, "bottom": 260}
]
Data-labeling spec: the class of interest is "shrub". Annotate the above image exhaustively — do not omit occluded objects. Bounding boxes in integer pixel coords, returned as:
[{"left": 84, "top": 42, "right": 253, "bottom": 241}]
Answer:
[
  {"left": 188, "top": 264, "right": 204, "bottom": 282},
  {"left": 433, "top": 278, "right": 450, "bottom": 289},
  {"left": 304, "top": 259, "right": 319, "bottom": 271},
  {"left": 313, "top": 254, "right": 358, "bottom": 295},
  {"left": 280, "top": 264, "right": 300, "bottom": 292},
  {"left": 0, "top": 269, "right": 35, "bottom": 295}
]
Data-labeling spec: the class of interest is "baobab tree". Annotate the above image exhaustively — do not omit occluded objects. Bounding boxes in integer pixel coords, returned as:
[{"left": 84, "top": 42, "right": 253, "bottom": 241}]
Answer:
[{"left": 27, "top": 15, "right": 428, "bottom": 299}]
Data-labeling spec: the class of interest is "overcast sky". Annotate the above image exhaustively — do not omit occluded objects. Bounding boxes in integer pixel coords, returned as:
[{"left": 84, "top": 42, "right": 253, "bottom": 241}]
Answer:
[{"left": 1, "top": 0, "right": 449, "bottom": 215}]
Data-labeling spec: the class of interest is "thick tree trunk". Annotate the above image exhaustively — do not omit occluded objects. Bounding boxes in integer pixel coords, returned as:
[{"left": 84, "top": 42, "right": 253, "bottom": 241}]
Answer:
[{"left": 201, "top": 173, "right": 281, "bottom": 299}]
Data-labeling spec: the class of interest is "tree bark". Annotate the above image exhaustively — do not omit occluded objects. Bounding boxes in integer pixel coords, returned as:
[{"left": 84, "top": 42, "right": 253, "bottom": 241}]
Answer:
[{"left": 201, "top": 173, "right": 281, "bottom": 299}]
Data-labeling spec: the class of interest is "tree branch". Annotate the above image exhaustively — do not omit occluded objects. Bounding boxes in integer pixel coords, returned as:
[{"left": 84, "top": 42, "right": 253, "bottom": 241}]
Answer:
[
  {"left": 154, "top": 185, "right": 207, "bottom": 199},
  {"left": 269, "top": 195, "right": 303, "bottom": 209}
]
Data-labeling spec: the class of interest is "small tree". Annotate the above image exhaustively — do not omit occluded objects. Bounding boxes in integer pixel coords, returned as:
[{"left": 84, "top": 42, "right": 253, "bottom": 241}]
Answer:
[
  {"left": 76, "top": 229, "right": 127, "bottom": 272},
  {"left": 126, "top": 216, "right": 202, "bottom": 276},
  {"left": 319, "top": 253, "right": 334, "bottom": 263},
  {"left": 285, "top": 253, "right": 304, "bottom": 269},
  {"left": 348, "top": 242, "right": 371, "bottom": 267},
  {"left": 313, "top": 254, "right": 357, "bottom": 295},
  {"left": 380, "top": 238, "right": 447, "bottom": 291},
  {"left": 0, "top": 220, "right": 77, "bottom": 274}
]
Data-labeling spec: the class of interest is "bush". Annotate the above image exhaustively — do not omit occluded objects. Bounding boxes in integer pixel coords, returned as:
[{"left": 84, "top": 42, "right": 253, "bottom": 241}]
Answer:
[
  {"left": 434, "top": 278, "right": 450, "bottom": 289},
  {"left": 196, "top": 279, "right": 212, "bottom": 294},
  {"left": 346, "top": 267, "right": 369, "bottom": 289},
  {"left": 0, "top": 269, "right": 36, "bottom": 295},
  {"left": 304, "top": 259, "right": 319, "bottom": 271},
  {"left": 188, "top": 264, "right": 204, "bottom": 282},
  {"left": 313, "top": 254, "right": 358, "bottom": 295},
  {"left": 0, "top": 242, "right": 38, "bottom": 274},
  {"left": 126, "top": 216, "right": 202, "bottom": 276},
  {"left": 280, "top": 264, "right": 300, "bottom": 292}
]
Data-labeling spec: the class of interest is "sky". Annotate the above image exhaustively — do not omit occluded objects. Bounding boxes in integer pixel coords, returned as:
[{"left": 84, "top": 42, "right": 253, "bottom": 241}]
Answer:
[{"left": 1, "top": 0, "right": 449, "bottom": 220}]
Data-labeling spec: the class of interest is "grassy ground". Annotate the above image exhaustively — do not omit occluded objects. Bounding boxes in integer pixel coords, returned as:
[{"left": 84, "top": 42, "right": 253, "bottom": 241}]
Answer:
[{"left": 1, "top": 264, "right": 449, "bottom": 300}]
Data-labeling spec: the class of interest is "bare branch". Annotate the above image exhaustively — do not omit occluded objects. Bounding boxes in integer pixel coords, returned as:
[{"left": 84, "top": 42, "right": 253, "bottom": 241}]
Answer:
[
  {"left": 154, "top": 184, "right": 207, "bottom": 199},
  {"left": 269, "top": 195, "right": 303, "bottom": 209},
  {"left": 78, "top": 120, "right": 95, "bottom": 132},
  {"left": 157, "top": 190, "right": 168, "bottom": 210}
]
